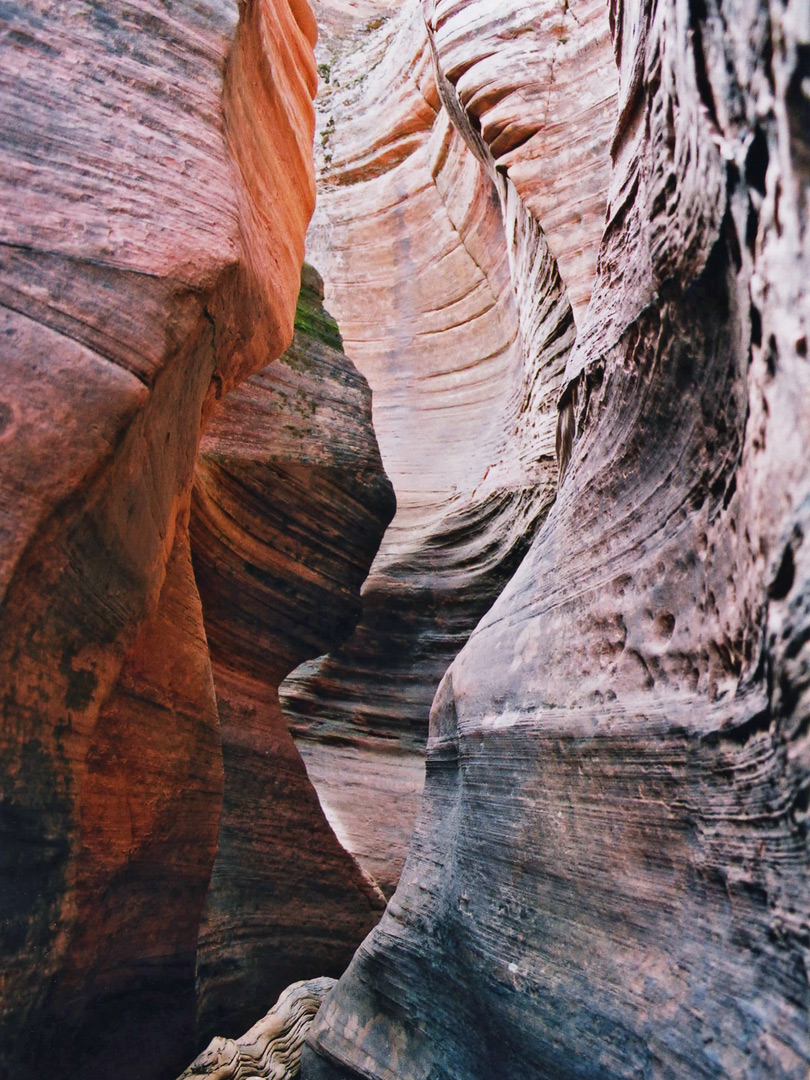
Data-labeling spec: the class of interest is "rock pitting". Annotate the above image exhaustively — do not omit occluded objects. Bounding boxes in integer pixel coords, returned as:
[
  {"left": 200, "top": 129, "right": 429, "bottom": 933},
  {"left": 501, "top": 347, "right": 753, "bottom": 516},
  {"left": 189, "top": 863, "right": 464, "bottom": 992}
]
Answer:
[
  {"left": 1, "top": 0, "right": 809, "bottom": 1078},
  {"left": 301, "top": 0, "right": 810, "bottom": 1077}
]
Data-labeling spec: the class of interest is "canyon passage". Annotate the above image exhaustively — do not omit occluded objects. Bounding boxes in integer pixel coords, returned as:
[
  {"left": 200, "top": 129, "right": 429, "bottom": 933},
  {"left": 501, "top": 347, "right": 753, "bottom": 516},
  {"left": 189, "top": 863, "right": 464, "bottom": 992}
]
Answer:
[{"left": 0, "top": 0, "right": 809, "bottom": 1078}]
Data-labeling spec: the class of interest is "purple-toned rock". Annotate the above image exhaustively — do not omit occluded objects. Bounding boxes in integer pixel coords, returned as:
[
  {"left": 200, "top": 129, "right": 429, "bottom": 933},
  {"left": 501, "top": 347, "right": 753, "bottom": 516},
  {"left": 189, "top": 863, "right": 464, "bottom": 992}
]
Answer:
[
  {"left": 191, "top": 267, "right": 395, "bottom": 1041},
  {"left": 303, "top": 0, "right": 810, "bottom": 1076}
]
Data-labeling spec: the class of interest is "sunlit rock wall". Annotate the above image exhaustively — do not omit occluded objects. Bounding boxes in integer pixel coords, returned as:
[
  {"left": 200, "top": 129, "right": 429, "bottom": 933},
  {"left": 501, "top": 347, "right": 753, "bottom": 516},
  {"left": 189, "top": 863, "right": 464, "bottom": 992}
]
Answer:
[
  {"left": 303, "top": 0, "right": 810, "bottom": 1076},
  {"left": 0, "top": 1, "right": 330, "bottom": 1076},
  {"left": 283, "top": 0, "right": 611, "bottom": 896},
  {"left": 422, "top": 0, "right": 616, "bottom": 324}
]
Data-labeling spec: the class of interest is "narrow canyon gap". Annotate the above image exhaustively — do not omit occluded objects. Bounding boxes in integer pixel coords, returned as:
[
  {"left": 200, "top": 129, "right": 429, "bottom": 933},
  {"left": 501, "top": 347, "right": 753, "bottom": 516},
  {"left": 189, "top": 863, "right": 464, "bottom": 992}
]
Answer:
[
  {"left": 0, "top": 0, "right": 808, "bottom": 1078},
  {"left": 282, "top": 0, "right": 615, "bottom": 899}
]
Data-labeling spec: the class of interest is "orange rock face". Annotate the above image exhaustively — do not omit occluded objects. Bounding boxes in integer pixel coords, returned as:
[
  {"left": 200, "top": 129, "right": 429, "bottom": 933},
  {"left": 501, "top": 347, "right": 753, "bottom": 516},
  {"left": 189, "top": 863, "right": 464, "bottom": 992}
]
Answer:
[
  {"left": 0, "top": 1, "right": 324, "bottom": 1075},
  {"left": 54, "top": 523, "right": 223, "bottom": 1078},
  {"left": 7, "top": 0, "right": 808, "bottom": 1078}
]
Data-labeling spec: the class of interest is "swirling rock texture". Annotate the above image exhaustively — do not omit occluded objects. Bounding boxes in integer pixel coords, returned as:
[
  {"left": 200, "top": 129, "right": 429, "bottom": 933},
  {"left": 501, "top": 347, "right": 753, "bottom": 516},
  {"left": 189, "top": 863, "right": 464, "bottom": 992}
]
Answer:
[
  {"left": 282, "top": 0, "right": 615, "bottom": 897},
  {"left": 303, "top": 0, "right": 810, "bottom": 1078},
  {"left": 179, "top": 977, "right": 335, "bottom": 1080},
  {"left": 190, "top": 266, "right": 394, "bottom": 1042},
  {"left": 0, "top": 1, "right": 386, "bottom": 1077}
]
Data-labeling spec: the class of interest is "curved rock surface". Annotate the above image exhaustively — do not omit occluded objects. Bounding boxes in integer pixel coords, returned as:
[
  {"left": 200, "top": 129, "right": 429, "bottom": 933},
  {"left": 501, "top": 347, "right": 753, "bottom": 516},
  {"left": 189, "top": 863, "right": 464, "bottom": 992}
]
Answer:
[
  {"left": 5, "top": 0, "right": 809, "bottom": 1077},
  {"left": 303, "top": 0, "right": 810, "bottom": 1076},
  {"left": 0, "top": 1, "right": 326, "bottom": 1076},
  {"left": 283, "top": 0, "right": 589, "bottom": 895},
  {"left": 179, "top": 977, "right": 335, "bottom": 1080},
  {"left": 191, "top": 267, "right": 394, "bottom": 1041},
  {"left": 423, "top": 0, "right": 617, "bottom": 323}
]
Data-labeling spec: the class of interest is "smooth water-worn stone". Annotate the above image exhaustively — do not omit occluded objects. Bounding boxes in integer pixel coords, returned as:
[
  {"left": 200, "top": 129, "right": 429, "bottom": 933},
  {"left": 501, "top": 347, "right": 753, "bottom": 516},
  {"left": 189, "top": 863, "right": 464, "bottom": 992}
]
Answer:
[
  {"left": 191, "top": 268, "right": 394, "bottom": 1041},
  {"left": 422, "top": 0, "right": 617, "bottom": 324},
  {"left": 283, "top": 0, "right": 583, "bottom": 895},
  {"left": 0, "top": 1, "right": 317, "bottom": 1075}
]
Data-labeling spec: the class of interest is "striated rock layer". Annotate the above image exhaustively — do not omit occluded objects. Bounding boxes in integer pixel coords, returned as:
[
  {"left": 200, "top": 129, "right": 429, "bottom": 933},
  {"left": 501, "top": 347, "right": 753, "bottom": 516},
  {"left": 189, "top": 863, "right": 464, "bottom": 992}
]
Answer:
[
  {"left": 179, "top": 977, "right": 335, "bottom": 1080},
  {"left": 191, "top": 267, "right": 394, "bottom": 1042},
  {"left": 0, "top": 1, "right": 335, "bottom": 1076},
  {"left": 282, "top": 0, "right": 609, "bottom": 893},
  {"left": 422, "top": 0, "right": 617, "bottom": 324},
  {"left": 304, "top": 0, "right": 810, "bottom": 1076}
]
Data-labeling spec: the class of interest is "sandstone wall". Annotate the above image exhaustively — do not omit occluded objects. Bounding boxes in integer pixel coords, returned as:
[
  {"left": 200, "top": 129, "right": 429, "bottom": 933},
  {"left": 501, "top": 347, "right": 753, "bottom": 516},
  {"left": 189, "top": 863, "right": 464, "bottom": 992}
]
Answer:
[
  {"left": 0, "top": 3, "right": 392, "bottom": 1077},
  {"left": 282, "top": 0, "right": 606, "bottom": 895},
  {"left": 303, "top": 0, "right": 810, "bottom": 1075},
  {"left": 190, "top": 267, "right": 394, "bottom": 1042}
]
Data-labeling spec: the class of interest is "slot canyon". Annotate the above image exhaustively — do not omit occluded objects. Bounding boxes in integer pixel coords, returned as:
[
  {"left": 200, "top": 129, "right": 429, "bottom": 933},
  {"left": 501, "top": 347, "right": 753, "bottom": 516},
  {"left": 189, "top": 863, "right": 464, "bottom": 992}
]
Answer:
[{"left": 0, "top": 0, "right": 808, "bottom": 1077}]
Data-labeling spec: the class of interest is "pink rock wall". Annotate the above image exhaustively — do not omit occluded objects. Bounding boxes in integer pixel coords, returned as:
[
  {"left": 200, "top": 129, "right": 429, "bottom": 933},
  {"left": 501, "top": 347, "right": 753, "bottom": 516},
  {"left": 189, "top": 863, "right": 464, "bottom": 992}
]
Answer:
[
  {"left": 423, "top": 0, "right": 616, "bottom": 323},
  {"left": 283, "top": 0, "right": 586, "bottom": 895},
  {"left": 303, "top": 0, "right": 810, "bottom": 1075}
]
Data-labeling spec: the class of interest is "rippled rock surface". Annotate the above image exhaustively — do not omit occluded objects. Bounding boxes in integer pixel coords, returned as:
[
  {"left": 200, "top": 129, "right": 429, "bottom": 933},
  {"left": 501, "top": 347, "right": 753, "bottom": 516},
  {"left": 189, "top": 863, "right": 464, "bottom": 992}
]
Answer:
[
  {"left": 283, "top": 0, "right": 599, "bottom": 895},
  {"left": 191, "top": 267, "right": 394, "bottom": 1041},
  {"left": 179, "top": 977, "right": 335, "bottom": 1080},
  {"left": 0, "top": 3, "right": 392, "bottom": 1077},
  {"left": 303, "top": 0, "right": 810, "bottom": 1075}
]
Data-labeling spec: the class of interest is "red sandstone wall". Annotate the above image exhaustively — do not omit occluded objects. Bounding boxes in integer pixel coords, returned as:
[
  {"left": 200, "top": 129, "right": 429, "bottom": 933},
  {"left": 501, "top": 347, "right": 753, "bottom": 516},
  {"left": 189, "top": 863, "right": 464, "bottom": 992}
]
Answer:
[{"left": 0, "top": 2, "right": 324, "bottom": 1075}]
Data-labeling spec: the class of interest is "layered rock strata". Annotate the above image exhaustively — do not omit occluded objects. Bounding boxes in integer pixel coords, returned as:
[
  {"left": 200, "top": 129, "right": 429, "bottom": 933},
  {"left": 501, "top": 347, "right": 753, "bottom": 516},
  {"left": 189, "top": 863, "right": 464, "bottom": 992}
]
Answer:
[
  {"left": 422, "top": 0, "right": 617, "bottom": 324},
  {"left": 303, "top": 0, "right": 810, "bottom": 1076},
  {"left": 283, "top": 0, "right": 612, "bottom": 894},
  {"left": 0, "top": 1, "right": 359, "bottom": 1076},
  {"left": 179, "top": 977, "right": 335, "bottom": 1080},
  {"left": 191, "top": 267, "right": 394, "bottom": 1041}
]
